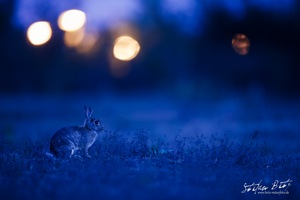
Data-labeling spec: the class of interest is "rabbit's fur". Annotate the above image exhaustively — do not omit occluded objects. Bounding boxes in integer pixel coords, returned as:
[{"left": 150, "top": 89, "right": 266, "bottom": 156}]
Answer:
[{"left": 50, "top": 106, "right": 104, "bottom": 158}]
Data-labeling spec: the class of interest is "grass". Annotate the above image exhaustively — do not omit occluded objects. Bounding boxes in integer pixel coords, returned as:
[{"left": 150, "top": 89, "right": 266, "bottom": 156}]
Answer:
[{"left": 0, "top": 130, "right": 299, "bottom": 200}]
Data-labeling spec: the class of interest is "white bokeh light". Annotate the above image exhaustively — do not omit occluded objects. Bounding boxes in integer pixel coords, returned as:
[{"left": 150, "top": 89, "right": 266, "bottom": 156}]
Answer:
[
  {"left": 58, "top": 9, "right": 86, "bottom": 32},
  {"left": 27, "top": 21, "right": 52, "bottom": 46}
]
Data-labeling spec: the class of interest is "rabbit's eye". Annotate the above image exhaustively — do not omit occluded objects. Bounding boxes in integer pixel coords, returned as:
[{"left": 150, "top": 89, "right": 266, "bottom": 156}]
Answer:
[{"left": 94, "top": 120, "right": 100, "bottom": 125}]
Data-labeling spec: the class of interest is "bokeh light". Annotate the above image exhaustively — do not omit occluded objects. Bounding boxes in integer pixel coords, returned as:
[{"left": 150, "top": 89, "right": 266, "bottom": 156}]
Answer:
[
  {"left": 113, "top": 36, "right": 140, "bottom": 61},
  {"left": 232, "top": 33, "right": 250, "bottom": 55},
  {"left": 58, "top": 9, "right": 86, "bottom": 32},
  {"left": 27, "top": 21, "right": 52, "bottom": 46},
  {"left": 75, "top": 32, "right": 99, "bottom": 54},
  {"left": 64, "top": 29, "right": 85, "bottom": 48},
  {"left": 63, "top": 28, "right": 99, "bottom": 54}
]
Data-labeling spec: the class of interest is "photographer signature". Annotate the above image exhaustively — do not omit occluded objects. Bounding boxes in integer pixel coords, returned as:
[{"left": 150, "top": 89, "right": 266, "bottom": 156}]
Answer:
[{"left": 241, "top": 179, "right": 292, "bottom": 194}]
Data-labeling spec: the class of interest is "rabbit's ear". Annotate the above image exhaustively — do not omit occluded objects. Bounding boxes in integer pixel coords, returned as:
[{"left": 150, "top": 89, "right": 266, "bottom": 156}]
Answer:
[{"left": 84, "top": 106, "right": 93, "bottom": 119}]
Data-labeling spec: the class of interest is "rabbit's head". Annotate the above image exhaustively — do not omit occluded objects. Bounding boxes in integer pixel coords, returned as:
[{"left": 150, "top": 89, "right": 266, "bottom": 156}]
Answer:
[{"left": 84, "top": 106, "right": 104, "bottom": 132}]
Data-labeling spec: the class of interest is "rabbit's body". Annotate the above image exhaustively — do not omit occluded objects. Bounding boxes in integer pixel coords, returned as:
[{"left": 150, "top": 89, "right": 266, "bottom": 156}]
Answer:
[{"left": 50, "top": 106, "right": 104, "bottom": 158}]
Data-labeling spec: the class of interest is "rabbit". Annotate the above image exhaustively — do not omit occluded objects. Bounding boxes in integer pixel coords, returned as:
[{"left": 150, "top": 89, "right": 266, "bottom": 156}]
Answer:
[{"left": 50, "top": 106, "right": 104, "bottom": 158}]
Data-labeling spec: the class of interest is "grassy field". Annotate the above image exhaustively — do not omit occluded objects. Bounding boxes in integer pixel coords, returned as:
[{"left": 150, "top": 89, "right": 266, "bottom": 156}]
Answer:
[{"left": 0, "top": 93, "right": 299, "bottom": 199}]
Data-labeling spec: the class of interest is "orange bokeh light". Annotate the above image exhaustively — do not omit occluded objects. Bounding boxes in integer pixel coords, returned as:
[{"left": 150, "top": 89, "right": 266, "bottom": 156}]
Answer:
[
  {"left": 232, "top": 33, "right": 250, "bottom": 55},
  {"left": 113, "top": 36, "right": 140, "bottom": 61}
]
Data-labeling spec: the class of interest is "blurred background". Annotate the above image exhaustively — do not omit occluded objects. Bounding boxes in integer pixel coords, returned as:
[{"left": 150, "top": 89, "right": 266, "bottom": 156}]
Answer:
[
  {"left": 0, "top": 0, "right": 299, "bottom": 149},
  {"left": 0, "top": 0, "right": 299, "bottom": 96}
]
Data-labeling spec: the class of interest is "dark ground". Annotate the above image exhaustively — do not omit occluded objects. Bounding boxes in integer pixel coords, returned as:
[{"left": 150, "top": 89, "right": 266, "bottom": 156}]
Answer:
[{"left": 0, "top": 91, "right": 299, "bottom": 200}]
